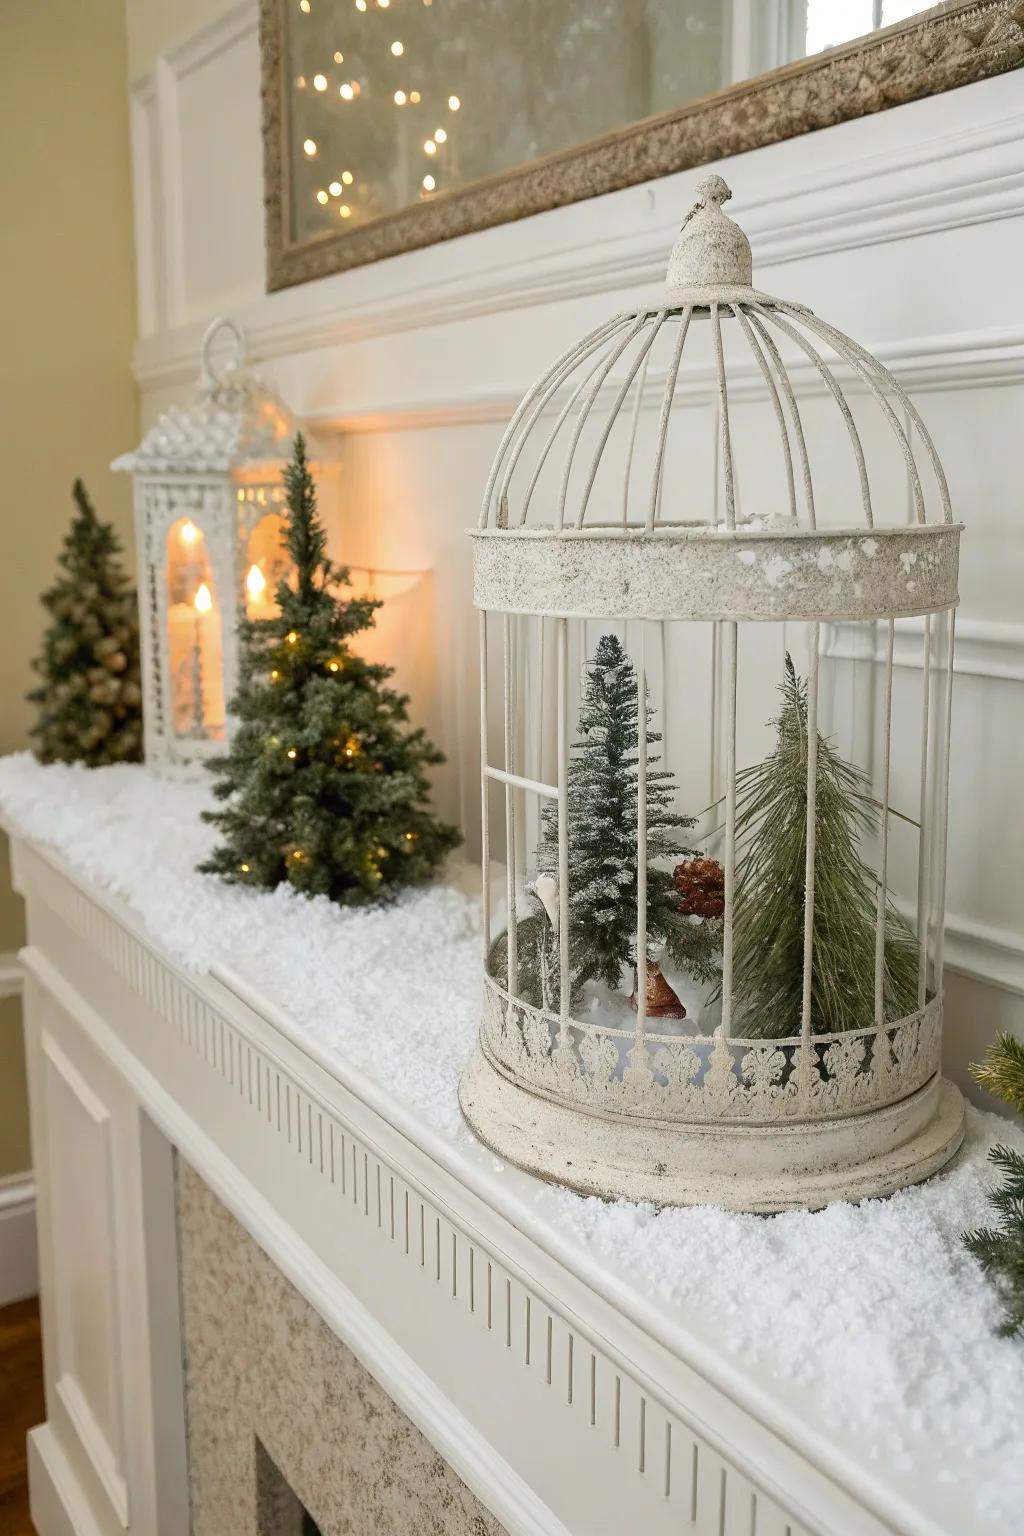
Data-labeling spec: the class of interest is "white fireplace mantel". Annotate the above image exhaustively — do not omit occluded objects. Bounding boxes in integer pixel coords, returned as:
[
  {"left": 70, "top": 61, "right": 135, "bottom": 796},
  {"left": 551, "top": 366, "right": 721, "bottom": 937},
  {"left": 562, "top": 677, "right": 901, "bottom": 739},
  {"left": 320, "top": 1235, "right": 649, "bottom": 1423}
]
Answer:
[{"left": 11, "top": 827, "right": 1009, "bottom": 1536}]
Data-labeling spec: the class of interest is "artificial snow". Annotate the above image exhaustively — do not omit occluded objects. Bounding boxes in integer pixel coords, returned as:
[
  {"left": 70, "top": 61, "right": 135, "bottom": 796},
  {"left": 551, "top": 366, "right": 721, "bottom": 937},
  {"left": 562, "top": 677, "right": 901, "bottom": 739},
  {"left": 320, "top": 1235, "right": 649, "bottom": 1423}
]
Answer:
[{"left": 1, "top": 753, "right": 1022, "bottom": 1532}]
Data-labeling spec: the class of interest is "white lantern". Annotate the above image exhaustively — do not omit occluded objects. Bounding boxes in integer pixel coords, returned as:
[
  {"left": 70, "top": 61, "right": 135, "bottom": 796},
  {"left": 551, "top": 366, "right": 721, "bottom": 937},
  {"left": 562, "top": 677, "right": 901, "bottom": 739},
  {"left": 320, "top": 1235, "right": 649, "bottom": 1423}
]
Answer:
[
  {"left": 113, "top": 318, "right": 297, "bottom": 771},
  {"left": 460, "top": 176, "right": 966, "bottom": 1212}
]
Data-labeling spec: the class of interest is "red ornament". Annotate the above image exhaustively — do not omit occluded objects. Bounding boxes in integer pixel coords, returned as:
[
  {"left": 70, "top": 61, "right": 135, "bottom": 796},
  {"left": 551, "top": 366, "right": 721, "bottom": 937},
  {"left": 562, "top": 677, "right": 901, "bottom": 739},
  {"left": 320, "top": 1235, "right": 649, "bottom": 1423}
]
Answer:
[{"left": 673, "top": 856, "right": 726, "bottom": 919}]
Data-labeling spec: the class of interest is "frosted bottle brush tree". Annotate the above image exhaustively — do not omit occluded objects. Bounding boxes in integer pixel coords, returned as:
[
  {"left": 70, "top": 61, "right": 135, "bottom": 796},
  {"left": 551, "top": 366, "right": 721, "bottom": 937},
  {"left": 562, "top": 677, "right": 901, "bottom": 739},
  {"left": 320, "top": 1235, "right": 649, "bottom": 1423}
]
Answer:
[
  {"left": 200, "top": 435, "right": 459, "bottom": 903},
  {"left": 535, "top": 633, "right": 717, "bottom": 996},
  {"left": 28, "top": 480, "right": 143, "bottom": 766}
]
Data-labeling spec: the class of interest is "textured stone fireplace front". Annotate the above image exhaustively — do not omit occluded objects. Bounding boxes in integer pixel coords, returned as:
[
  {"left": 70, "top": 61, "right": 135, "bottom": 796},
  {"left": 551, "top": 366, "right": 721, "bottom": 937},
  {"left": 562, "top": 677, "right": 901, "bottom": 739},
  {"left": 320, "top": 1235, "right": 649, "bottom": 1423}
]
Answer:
[{"left": 175, "top": 1157, "right": 507, "bottom": 1536}]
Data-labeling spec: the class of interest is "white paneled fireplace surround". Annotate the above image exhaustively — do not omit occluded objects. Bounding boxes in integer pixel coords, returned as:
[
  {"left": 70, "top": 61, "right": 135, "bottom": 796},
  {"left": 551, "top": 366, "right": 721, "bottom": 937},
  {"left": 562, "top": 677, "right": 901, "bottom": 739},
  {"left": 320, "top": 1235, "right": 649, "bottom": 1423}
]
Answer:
[{"left": 8, "top": 5, "right": 1024, "bottom": 1536}]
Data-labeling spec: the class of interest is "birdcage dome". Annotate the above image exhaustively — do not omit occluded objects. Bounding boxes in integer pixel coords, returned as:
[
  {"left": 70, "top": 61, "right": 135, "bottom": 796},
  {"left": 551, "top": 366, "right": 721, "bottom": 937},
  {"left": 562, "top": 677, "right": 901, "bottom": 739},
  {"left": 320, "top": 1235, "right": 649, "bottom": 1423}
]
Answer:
[
  {"left": 474, "top": 176, "right": 960, "bottom": 625},
  {"left": 113, "top": 318, "right": 297, "bottom": 477}
]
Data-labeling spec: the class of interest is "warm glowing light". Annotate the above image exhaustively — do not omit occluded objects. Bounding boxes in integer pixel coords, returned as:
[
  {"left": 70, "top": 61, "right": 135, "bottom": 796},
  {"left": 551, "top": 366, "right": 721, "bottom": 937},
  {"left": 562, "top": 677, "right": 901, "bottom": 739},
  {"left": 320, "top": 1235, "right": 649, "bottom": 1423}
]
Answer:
[
  {"left": 194, "top": 583, "right": 213, "bottom": 614},
  {"left": 422, "top": 174, "right": 436, "bottom": 191},
  {"left": 377, "top": 0, "right": 390, "bottom": 7},
  {"left": 271, "top": 669, "right": 280, "bottom": 681},
  {"left": 245, "top": 564, "right": 267, "bottom": 599},
  {"left": 409, "top": 89, "right": 421, "bottom": 103},
  {"left": 327, "top": 659, "right": 341, "bottom": 672},
  {"left": 448, "top": 94, "right": 460, "bottom": 110},
  {"left": 393, "top": 89, "right": 407, "bottom": 104},
  {"left": 340, "top": 81, "right": 355, "bottom": 99},
  {"left": 390, "top": 39, "right": 404, "bottom": 55},
  {"left": 180, "top": 520, "right": 199, "bottom": 545},
  {"left": 291, "top": 849, "right": 305, "bottom": 861},
  {"left": 313, "top": 73, "right": 327, "bottom": 90},
  {"left": 434, "top": 127, "right": 447, "bottom": 143},
  {"left": 316, "top": 189, "right": 329, "bottom": 205},
  {"left": 286, "top": 748, "right": 297, "bottom": 759},
  {"left": 333, "top": 50, "right": 344, "bottom": 62},
  {"left": 328, "top": 180, "right": 342, "bottom": 195},
  {"left": 299, "top": 0, "right": 310, "bottom": 10},
  {"left": 343, "top": 735, "right": 360, "bottom": 757},
  {"left": 240, "top": 863, "right": 250, "bottom": 872},
  {"left": 303, "top": 138, "right": 318, "bottom": 156},
  {"left": 339, "top": 204, "right": 352, "bottom": 218},
  {"left": 287, "top": 631, "right": 299, "bottom": 645},
  {"left": 355, "top": 0, "right": 366, "bottom": 8},
  {"left": 295, "top": 75, "right": 306, "bottom": 88},
  {"left": 341, "top": 169, "right": 353, "bottom": 184},
  {"left": 424, "top": 139, "right": 436, "bottom": 155},
  {"left": 404, "top": 830, "right": 418, "bottom": 842}
]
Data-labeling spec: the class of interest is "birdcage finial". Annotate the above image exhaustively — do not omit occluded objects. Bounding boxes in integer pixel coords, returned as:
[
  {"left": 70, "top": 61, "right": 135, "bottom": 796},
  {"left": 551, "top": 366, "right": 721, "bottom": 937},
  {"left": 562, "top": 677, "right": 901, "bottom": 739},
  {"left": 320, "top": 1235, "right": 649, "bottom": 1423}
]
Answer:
[{"left": 666, "top": 174, "right": 753, "bottom": 296}]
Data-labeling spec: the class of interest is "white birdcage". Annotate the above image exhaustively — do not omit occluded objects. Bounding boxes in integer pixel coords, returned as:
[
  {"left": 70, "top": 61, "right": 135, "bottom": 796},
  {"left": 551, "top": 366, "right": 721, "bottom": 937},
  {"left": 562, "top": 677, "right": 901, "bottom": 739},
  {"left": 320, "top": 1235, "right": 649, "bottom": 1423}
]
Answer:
[
  {"left": 113, "top": 318, "right": 298, "bottom": 771},
  {"left": 459, "top": 176, "right": 966, "bottom": 1212}
]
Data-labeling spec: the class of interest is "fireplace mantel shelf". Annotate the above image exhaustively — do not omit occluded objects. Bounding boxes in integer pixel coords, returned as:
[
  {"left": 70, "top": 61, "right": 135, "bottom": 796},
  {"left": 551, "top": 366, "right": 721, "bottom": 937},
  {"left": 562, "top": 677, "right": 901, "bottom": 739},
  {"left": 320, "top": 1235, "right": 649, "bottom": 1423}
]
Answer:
[{"left": 7, "top": 819, "right": 1015, "bottom": 1536}]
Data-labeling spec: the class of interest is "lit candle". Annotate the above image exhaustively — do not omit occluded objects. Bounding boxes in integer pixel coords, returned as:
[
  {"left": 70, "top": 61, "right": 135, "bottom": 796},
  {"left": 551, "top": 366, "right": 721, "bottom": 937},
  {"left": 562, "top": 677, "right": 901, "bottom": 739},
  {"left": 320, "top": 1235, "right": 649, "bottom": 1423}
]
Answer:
[
  {"left": 245, "top": 563, "right": 275, "bottom": 620},
  {"left": 192, "top": 582, "right": 212, "bottom": 735}
]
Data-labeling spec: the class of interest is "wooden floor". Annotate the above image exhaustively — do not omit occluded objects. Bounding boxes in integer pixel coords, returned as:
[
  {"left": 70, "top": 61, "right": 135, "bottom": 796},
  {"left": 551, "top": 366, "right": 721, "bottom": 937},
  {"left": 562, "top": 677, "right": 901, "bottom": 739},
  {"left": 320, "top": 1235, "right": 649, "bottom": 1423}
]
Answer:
[{"left": 0, "top": 1298, "right": 43, "bottom": 1536}]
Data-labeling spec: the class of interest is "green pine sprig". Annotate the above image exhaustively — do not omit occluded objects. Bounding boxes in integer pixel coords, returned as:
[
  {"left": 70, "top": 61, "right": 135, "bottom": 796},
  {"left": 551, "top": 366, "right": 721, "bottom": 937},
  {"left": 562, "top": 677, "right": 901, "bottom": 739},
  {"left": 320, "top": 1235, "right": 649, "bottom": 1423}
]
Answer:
[
  {"left": 963, "top": 1144, "right": 1024, "bottom": 1338},
  {"left": 972, "top": 1034, "right": 1024, "bottom": 1118},
  {"left": 962, "top": 1032, "right": 1024, "bottom": 1337}
]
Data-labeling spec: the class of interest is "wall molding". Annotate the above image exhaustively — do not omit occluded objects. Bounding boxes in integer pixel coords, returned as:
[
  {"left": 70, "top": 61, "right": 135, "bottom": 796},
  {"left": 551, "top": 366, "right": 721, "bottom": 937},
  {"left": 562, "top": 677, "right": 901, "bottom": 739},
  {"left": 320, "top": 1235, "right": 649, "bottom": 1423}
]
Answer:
[
  {"left": 130, "top": 69, "right": 1024, "bottom": 391},
  {"left": 824, "top": 616, "right": 1024, "bottom": 683},
  {"left": 0, "top": 1173, "right": 38, "bottom": 1305},
  {"left": 943, "top": 911, "right": 1024, "bottom": 997},
  {"left": 315, "top": 323, "right": 1024, "bottom": 437}
]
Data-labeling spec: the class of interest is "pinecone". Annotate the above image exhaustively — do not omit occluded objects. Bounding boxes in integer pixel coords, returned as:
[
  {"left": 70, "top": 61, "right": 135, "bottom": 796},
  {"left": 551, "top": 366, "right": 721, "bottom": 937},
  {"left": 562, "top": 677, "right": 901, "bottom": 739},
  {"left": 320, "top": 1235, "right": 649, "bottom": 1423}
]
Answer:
[{"left": 673, "top": 857, "right": 725, "bottom": 919}]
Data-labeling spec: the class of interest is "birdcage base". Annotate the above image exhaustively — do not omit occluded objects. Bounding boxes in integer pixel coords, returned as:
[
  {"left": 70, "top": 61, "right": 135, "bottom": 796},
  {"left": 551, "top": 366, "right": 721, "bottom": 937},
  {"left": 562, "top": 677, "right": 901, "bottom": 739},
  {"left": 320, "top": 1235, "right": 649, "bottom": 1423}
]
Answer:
[{"left": 458, "top": 1046, "right": 965, "bottom": 1213}]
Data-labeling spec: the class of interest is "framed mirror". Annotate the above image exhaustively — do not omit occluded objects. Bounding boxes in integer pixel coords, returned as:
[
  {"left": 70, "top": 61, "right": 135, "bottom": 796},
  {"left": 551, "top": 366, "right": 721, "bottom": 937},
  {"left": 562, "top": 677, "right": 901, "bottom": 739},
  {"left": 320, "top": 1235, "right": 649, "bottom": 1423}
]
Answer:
[{"left": 261, "top": 0, "right": 1023, "bottom": 291}]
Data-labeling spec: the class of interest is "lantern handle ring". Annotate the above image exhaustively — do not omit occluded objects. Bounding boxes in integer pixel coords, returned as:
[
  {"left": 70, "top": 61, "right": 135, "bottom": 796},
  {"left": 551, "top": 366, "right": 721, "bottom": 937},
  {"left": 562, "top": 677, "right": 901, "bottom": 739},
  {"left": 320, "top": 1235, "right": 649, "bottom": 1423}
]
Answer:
[{"left": 200, "top": 316, "right": 247, "bottom": 387}]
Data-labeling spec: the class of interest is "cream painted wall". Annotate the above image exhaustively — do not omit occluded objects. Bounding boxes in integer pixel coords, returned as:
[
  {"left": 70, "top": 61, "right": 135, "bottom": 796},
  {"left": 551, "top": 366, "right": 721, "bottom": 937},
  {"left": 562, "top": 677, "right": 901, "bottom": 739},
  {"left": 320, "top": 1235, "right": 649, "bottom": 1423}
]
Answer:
[
  {"left": 126, "top": 0, "right": 243, "bottom": 79},
  {"left": 0, "top": 0, "right": 139, "bottom": 1178}
]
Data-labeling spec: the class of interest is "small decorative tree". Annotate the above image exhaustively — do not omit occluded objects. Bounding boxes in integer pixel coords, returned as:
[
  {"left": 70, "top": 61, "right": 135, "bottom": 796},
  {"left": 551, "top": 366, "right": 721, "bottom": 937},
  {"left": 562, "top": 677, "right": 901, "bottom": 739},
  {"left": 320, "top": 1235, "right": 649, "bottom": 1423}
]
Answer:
[
  {"left": 28, "top": 480, "right": 143, "bottom": 766},
  {"left": 729, "top": 654, "right": 918, "bottom": 1039},
  {"left": 200, "top": 435, "right": 460, "bottom": 903},
  {"left": 536, "top": 632, "right": 711, "bottom": 1001},
  {"left": 963, "top": 1033, "right": 1024, "bottom": 1338}
]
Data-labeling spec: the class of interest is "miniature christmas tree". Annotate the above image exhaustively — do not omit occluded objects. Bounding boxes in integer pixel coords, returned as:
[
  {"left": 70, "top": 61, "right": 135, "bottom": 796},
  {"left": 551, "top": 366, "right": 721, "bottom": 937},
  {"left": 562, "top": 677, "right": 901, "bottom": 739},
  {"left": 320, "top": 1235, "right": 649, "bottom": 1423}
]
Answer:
[
  {"left": 963, "top": 1033, "right": 1024, "bottom": 1338},
  {"left": 28, "top": 480, "right": 143, "bottom": 766},
  {"left": 729, "top": 654, "right": 918, "bottom": 1039},
  {"left": 200, "top": 435, "right": 460, "bottom": 903},
  {"left": 536, "top": 632, "right": 708, "bottom": 997}
]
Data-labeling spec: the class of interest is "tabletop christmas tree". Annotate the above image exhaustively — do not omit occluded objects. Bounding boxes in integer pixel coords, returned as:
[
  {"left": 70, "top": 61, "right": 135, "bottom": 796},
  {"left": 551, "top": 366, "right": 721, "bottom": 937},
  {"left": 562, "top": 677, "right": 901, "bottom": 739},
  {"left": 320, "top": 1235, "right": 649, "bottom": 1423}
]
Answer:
[
  {"left": 28, "top": 479, "right": 143, "bottom": 767},
  {"left": 963, "top": 1033, "right": 1024, "bottom": 1338},
  {"left": 200, "top": 435, "right": 459, "bottom": 903},
  {"left": 535, "top": 632, "right": 715, "bottom": 1012},
  {"left": 728, "top": 654, "right": 918, "bottom": 1039}
]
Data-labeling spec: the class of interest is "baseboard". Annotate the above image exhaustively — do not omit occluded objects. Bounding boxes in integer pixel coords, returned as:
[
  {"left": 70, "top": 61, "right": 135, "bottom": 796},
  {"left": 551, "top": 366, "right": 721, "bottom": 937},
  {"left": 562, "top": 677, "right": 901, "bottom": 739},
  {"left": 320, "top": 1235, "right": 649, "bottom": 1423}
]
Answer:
[
  {"left": 0, "top": 1173, "right": 38, "bottom": 1304},
  {"left": 28, "top": 1425, "right": 107, "bottom": 1536}
]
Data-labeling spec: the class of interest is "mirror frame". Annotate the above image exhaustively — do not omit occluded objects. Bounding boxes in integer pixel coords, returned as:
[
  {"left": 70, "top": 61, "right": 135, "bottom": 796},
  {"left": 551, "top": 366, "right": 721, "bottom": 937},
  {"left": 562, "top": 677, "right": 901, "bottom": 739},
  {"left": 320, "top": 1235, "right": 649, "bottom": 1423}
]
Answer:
[{"left": 261, "top": 0, "right": 1022, "bottom": 293}]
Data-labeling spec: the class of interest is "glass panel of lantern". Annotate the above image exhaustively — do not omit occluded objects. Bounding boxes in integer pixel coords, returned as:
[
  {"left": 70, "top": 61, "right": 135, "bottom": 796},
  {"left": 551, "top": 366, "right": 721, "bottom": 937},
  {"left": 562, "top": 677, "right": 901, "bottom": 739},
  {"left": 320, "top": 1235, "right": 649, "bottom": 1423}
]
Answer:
[
  {"left": 113, "top": 319, "right": 303, "bottom": 771},
  {"left": 460, "top": 177, "right": 965, "bottom": 1213}
]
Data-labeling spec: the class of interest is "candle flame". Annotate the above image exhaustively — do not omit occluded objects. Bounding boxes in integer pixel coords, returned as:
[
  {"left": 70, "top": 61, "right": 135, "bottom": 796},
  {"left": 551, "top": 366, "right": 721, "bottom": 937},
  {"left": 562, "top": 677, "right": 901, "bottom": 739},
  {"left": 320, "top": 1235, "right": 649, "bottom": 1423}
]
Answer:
[
  {"left": 246, "top": 564, "right": 267, "bottom": 598},
  {"left": 180, "top": 520, "right": 199, "bottom": 545},
  {"left": 194, "top": 582, "right": 213, "bottom": 613}
]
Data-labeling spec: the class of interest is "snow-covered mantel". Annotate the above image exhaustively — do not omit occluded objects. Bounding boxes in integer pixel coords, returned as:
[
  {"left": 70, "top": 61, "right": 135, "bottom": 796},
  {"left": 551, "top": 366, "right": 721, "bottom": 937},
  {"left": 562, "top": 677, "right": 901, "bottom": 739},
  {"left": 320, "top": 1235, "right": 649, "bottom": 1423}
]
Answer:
[{"left": 3, "top": 755, "right": 1022, "bottom": 1536}]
